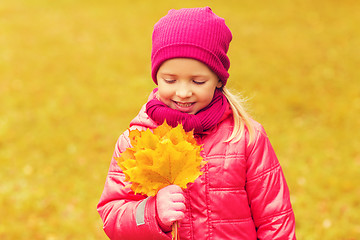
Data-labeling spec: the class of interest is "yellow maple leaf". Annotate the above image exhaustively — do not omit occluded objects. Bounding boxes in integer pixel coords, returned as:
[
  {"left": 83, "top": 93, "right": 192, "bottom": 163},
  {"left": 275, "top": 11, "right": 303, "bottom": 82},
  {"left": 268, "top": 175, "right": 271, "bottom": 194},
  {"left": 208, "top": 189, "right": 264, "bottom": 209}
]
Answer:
[{"left": 116, "top": 121, "right": 206, "bottom": 197}]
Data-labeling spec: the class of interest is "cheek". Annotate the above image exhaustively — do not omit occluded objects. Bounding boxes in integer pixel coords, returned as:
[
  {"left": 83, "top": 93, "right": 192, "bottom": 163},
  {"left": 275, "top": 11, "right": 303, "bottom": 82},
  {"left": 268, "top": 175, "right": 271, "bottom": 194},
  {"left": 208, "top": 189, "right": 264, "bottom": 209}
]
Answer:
[
  {"left": 198, "top": 87, "right": 216, "bottom": 103},
  {"left": 157, "top": 86, "right": 172, "bottom": 101}
]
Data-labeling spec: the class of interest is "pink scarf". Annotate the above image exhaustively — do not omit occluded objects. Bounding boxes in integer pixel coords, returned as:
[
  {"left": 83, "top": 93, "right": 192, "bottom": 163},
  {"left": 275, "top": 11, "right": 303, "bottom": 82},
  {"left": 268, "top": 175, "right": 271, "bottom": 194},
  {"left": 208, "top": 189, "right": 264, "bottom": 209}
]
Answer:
[{"left": 146, "top": 88, "right": 228, "bottom": 133}]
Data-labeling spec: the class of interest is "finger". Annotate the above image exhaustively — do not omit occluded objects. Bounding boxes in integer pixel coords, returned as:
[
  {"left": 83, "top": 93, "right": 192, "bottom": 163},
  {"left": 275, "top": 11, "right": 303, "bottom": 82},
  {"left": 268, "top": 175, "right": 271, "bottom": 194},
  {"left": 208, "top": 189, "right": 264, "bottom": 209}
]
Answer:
[
  {"left": 170, "top": 202, "right": 186, "bottom": 212},
  {"left": 166, "top": 185, "right": 183, "bottom": 194},
  {"left": 169, "top": 192, "right": 186, "bottom": 203},
  {"left": 168, "top": 211, "right": 185, "bottom": 223}
]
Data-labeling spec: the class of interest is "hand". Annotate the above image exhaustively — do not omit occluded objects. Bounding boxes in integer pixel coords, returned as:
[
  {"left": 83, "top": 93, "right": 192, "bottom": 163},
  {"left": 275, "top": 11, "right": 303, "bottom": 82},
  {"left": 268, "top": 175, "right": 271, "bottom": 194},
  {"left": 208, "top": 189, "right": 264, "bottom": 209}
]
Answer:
[{"left": 156, "top": 185, "right": 186, "bottom": 229}]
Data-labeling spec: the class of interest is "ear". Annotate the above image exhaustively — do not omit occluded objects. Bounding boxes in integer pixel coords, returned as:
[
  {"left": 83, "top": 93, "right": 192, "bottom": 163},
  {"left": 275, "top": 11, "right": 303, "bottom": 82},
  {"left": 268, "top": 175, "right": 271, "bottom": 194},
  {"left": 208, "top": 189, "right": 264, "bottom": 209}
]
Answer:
[{"left": 216, "top": 80, "right": 223, "bottom": 88}]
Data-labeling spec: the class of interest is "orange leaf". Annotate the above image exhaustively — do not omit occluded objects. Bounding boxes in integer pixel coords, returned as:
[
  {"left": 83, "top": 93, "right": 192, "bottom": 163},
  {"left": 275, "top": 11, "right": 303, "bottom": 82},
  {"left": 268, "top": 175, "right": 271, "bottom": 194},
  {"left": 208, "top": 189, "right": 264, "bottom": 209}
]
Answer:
[{"left": 116, "top": 122, "right": 206, "bottom": 196}]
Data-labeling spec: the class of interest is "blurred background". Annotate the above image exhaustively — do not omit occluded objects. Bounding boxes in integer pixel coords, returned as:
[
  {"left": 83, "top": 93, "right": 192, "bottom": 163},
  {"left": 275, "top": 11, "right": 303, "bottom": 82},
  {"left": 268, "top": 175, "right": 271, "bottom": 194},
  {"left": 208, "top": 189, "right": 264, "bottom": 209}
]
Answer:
[{"left": 1, "top": 0, "right": 359, "bottom": 239}]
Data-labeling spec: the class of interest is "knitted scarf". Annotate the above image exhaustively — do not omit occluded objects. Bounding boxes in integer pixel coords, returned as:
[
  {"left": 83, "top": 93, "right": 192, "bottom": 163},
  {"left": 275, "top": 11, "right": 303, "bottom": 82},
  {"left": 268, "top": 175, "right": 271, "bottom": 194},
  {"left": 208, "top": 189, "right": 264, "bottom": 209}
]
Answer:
[{"left": 146, "top": 88, "right": 228, "bottom": 133}]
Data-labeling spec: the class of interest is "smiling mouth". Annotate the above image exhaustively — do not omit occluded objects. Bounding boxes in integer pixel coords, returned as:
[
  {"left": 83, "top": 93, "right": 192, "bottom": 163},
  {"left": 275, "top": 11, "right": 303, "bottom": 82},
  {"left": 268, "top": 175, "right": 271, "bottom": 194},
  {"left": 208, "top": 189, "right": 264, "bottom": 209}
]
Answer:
[{"left": 174, "top": 101, "right": 194, "bottom": 107}]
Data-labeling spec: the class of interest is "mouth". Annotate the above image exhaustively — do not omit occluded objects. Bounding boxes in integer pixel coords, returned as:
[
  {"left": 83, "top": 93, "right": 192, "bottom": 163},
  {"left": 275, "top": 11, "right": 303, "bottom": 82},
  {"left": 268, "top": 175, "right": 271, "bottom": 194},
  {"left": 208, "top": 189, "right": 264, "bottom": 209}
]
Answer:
[
  {"left": 174, "top": 101, "right": 194, "bottom": 107},
  {"left": 172, "top": 101, "right": 195, "bottom": 113}
]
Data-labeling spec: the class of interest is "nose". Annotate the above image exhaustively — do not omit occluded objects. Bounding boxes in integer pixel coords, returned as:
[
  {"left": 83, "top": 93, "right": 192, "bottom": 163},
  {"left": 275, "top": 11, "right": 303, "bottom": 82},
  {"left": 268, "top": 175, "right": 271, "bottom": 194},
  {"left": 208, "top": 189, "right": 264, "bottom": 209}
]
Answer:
[{"left": 176, "top": 83, "right": 192, "bottom": 99}]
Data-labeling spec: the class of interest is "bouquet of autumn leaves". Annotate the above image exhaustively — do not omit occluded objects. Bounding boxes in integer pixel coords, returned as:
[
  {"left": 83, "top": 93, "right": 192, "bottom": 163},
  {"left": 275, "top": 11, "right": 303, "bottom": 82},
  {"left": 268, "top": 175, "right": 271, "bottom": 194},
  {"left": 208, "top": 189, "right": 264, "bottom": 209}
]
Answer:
[{"left": 116, "top": 121, "right": 206, "bottom": 240}]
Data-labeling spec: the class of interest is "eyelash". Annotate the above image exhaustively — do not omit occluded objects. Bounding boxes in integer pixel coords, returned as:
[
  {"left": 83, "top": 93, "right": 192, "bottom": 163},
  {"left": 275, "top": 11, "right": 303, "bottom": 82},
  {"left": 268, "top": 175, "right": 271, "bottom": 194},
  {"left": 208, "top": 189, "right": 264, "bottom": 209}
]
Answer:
[
  {"left": 164, "top": 79, "right": 176, "bottom": 84},
  {"left": 163, "top": 78, "right": 206, "bottom": 85},
  {"left": 193, "top": 80, "right": 205, "bottom": 85}
]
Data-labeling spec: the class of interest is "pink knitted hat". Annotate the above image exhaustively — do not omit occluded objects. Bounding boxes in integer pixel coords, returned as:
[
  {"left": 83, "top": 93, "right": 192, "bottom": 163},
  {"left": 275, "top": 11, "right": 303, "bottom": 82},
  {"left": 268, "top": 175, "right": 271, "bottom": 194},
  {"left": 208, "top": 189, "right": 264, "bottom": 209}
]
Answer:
[{"left": 151, "top": 7, "right": 232, "bottom": 86}]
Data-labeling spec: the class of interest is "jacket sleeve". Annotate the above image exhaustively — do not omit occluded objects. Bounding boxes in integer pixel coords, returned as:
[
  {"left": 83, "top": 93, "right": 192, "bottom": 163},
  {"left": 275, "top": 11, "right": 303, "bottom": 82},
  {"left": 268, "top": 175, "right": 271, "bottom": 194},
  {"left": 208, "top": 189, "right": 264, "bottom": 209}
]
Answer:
[
  {"left": 245, "top": 125, "right": 296, "bottom": 240},
  {"left": 97, "top": 130, "right": 171, "bottom": 240}
]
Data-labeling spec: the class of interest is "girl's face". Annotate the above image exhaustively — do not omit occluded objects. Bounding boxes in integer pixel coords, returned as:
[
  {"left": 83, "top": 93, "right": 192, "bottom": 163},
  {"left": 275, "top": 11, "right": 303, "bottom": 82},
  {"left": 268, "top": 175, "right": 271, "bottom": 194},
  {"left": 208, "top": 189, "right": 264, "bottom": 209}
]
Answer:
[{"left": 157, "top": 58, "right": 222, "bottom": 115}]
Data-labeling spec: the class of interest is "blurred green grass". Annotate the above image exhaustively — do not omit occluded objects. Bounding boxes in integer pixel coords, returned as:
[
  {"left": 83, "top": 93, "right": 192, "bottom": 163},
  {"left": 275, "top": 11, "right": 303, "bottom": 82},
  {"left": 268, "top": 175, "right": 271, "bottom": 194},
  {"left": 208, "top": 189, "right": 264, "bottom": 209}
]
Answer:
[{"left": 1, "top": 0, "right": 359, "bottom": 239}]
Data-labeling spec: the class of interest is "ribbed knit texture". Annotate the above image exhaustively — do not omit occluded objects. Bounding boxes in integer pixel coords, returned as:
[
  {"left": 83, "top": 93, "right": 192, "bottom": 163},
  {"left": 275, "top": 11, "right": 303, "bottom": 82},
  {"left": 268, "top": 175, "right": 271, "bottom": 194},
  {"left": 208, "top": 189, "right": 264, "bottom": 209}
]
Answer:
[
  {"left": 151, "top": 7, "right": 232, "bottom": 86},
  {"left": 146, "top": 88, "right": 228, "bottom": 133}
]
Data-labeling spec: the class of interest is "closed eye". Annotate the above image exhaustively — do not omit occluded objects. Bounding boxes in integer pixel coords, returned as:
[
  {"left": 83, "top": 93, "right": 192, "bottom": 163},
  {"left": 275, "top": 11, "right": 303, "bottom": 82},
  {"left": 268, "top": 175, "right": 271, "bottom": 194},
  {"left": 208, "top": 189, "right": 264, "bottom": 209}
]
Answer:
[
  {"left": 164, "top": 78, "right": 176, "bottom": 84},
  {"left": 193, "top": 80, "right": 206, "bottom": 85}
]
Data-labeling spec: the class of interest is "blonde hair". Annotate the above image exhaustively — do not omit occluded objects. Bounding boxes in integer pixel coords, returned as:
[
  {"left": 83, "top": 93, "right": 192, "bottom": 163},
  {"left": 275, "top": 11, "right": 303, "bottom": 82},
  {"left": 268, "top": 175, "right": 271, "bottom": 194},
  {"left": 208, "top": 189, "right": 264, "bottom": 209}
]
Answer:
[{"left": 222, "top": 87, "right": 255, "bottom": 144}]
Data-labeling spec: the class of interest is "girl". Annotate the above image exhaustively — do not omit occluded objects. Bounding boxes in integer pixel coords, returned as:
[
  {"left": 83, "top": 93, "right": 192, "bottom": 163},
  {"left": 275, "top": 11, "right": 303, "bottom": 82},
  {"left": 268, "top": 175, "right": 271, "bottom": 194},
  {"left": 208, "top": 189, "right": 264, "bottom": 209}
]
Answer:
[{"left": 97, "top": 7, "right": 296, "bottom": 240}]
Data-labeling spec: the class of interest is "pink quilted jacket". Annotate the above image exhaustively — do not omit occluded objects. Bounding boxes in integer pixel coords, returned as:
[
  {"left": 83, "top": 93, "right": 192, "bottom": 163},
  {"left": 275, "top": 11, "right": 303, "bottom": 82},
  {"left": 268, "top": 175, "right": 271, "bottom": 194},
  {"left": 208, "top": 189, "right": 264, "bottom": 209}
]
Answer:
[{"left": 97, "top": 98, "right": 296, "bottom": 240}]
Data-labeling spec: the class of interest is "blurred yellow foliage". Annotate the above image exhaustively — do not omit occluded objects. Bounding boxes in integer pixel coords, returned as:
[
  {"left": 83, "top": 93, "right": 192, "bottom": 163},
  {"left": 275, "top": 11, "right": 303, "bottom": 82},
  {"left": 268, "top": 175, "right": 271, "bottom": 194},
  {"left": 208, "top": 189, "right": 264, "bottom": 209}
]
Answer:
[{"left": 0, "top": 0, "right": 359, "bottom": 239}]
